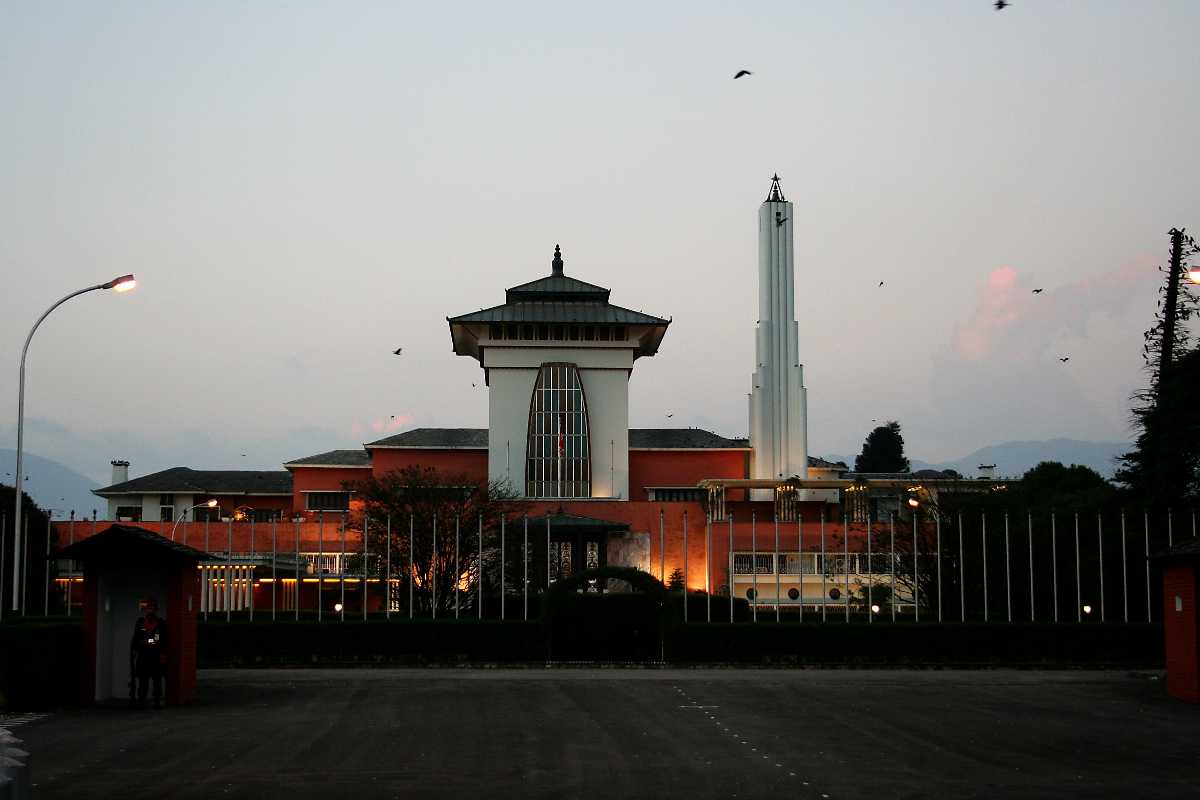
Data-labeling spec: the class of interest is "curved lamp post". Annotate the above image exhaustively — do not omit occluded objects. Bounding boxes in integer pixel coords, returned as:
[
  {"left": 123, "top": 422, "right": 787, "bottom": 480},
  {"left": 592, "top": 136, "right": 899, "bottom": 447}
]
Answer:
[
  {"left": 10, "top": 274, "right": 135, "bottom": 612},
  {"left": 170, "top": 499, "right": 219, "bottom": 542}
]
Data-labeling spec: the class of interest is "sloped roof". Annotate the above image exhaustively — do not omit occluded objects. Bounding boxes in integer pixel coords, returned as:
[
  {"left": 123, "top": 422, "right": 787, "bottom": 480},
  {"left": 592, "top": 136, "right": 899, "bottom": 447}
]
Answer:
[
  {"left": 447, "top": 301, "right": 667, "bottom": 326},
  {"left": 629, "top": 429, "right": 749, "bottom": 449},
  {"left": 505, "top": 274, "right": 610, "bottom": 303},
  {"left": 366, "top": 428, "right": 489, "bottom": 449},
  {"left": 285, "top": 449, "right": 372, "bottom": 468},
  {"left": 95, "top": 467, "right": 293, "bottom": 496},
  {"left": 365, "top": 427, "right": 748, "bottom": 450},
  {"left": 54, "top": 524, "right": 213, "bottom": 564},
  {"left": 809, "top": 456, "right": 849, "bottom": 470},
  {"left": 537, "top": 511, "right": 630, "bottom": 530}
]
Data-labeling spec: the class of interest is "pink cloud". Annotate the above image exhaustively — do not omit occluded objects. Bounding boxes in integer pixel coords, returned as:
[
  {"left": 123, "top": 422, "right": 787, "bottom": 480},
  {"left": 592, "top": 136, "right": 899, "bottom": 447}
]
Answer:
[{"left": 954, "top": 266, "right": 1022, "bottom": 360}]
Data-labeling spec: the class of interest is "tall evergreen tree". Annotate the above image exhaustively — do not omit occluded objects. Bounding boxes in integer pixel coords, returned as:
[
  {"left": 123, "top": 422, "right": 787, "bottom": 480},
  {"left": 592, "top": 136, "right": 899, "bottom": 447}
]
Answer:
[
  {"left": 1116, "top": 229, "right": 1200, "bottom": 505},
  {"left": 854, "top": 421, "right": 911, "bottom": 473}
]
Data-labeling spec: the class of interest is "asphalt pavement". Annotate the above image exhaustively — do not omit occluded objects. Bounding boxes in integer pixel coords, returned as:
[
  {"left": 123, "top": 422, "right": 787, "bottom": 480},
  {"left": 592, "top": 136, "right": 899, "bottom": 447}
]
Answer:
[{"left": 17, "top": 668, "right": 1200, "bottom": 799}]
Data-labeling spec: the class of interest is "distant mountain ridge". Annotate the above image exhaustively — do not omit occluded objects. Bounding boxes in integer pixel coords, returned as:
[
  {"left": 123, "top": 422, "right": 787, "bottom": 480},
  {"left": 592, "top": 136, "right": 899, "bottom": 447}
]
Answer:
[
  {"left": 1, "top": 449, "right": 102, "bottom": 518},
  {"left": 823, "top": 438, "right": 1129, "bottom": 480}
]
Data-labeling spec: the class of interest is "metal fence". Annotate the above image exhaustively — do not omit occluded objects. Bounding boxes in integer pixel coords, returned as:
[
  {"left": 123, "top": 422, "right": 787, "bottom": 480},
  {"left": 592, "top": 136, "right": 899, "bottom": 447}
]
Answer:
[{"left": 13, "top": 506, "right": 1199, "bottom": 624}]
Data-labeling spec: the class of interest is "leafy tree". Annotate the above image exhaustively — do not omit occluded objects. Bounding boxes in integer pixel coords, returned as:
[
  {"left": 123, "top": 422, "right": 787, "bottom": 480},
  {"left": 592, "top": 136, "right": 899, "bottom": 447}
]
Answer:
[
  {"left": 349, "top": 467, "right": 527, "bottom": 614},
  {"left": 854, "top": 421, "right": 911, "bottom": 473},
  {"left": 1116, "top": 228, "right": 1200, "bottom": 505},
  {"left": 666, "top": 567, "right": 685, "bottom": 591},
  {"left": 1017, "top": 461, "right": 1116, "bottom": 512}
]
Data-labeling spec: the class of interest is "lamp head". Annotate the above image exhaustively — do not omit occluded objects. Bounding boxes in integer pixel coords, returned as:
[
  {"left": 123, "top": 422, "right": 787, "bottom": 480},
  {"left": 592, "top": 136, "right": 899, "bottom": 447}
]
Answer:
[
  {"left": 1188, "top": 266, "right": 1200, "bottom": 285},
  {"left": 205, "top": 499, "right": 218, "bottom": 508},
  {"left": 104, "top": 274, "right": 136, "bottom": 292}
]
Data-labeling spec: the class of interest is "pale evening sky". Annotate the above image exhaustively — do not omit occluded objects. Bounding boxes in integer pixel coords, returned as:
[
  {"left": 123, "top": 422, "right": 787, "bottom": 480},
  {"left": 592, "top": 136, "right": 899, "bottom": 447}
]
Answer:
[{"left": 1, "top": 1, "right": 1197, "bottom": 484}]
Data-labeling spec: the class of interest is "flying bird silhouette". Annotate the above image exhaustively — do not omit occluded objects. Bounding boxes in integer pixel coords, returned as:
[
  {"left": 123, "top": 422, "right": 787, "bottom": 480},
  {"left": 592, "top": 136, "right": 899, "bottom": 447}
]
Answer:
[
  {"left": 776, "top": 216, "right": 788, "bottom": 227},
  {"left": 733, "top": 70, "right": 752, "bottom": 79},
  {"left": 995, "top": 0, "right": 1009, "bottom": 9},
  {"left": 1032, "top": 288, "right": 1044, "bottom": 294},
  {"left": 666, "top": 413, "right": 674, "bottom": 418},
  {"left": 393, "top": 347, "right": 402, "bottom": 355},
  {"left": 1059, "top": 357, "right": 1070, "bottom": 363},
  {"left": 878, "top": 281, "right": 885, "bottom": 287}
]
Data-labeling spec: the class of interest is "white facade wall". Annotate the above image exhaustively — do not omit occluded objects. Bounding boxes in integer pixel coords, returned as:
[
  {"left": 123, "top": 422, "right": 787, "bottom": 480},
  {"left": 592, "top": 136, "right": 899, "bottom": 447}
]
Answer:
[
  {"left": 749, "top": 193, "right": 809, "bottom": 495},
  {"left": 483, "top": 344, "right": 633, "bottom": 499},
  {"left": 108, "top": 493, "right": 195, "bottom": 522}
]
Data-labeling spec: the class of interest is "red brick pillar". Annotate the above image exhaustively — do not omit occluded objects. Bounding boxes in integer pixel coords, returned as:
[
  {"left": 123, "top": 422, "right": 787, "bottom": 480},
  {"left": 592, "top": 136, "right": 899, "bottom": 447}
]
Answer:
[{"left": 166, "top": 565, "right": 200, "bottom": 705}]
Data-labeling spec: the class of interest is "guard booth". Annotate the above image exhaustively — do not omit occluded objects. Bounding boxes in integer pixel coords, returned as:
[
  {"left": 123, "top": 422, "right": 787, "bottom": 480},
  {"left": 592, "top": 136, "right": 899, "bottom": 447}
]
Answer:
[
  {"left": 54, "top": 524, "right": 209, "bottom": 706},
  {"left": 1156, "top": 539, "right": 1200, "bottom": 703}
]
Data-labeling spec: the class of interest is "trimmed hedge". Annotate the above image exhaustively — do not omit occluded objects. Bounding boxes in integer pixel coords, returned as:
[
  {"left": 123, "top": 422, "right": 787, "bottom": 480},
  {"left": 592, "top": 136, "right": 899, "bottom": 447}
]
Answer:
[
  {"left": 198, "top": 619, "right": 546, "bottom": 666},
  {"left": 667, "top": 622, "right": 1165, "bottom": 666},
  {"left": 0, "top": 622, "right": 83, "bottom": 711}
]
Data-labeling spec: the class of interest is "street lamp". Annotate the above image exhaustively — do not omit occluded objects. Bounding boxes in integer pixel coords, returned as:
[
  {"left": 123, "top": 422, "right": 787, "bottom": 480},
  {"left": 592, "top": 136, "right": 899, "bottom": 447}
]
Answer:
[
  {"left": 170, "top": 500, "right": 219, "bottom": 542},
  {"left": 10, "top": 274, "right": 136, "bottom": 611}
]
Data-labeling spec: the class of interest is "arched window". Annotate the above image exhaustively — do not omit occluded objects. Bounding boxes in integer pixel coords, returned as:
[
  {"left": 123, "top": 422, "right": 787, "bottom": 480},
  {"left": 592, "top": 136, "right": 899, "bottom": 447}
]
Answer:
[{"left": 526, "top": 363, "right": 591, "bottom": 498}]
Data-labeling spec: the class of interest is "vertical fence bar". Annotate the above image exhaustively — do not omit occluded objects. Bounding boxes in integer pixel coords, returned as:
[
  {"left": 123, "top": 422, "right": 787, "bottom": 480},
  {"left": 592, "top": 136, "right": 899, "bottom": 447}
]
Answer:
[
  {"left": 1168, "top": 509, "right": 1173, "bottom": 548},
  {"left": 751, "top": 512, "right": 758, "bottom": 623},
  {"left": 1004, "top": 512, "right": 1011, "bottom": 623},
  {"left": 294, "top": 520, "right": 300, "bottom": 622},
  {"left": 1143, "top": 512, "right": 1150, "bottom": 624},
  {"left": 936, "top": 513, "right": 942, "bottom": 622},
  {"left": 522, "top": 516, "right": 528, "bottom": 622},
  {"left": 866, "top": 512, "right": 873, "bottom": 624},
  {"left": 546, "top": 515, "right": 551, "bottom": 592},
  {"left": 798, "top": 513, "right": 804, "bottom": 623},
  {"left": 1074, "top": 512, "right": 1081, "bottom": 624},
  {"left": 1120, "top": 511, "right": 1127, "bottom": 624},
  {"left": 455, "top": 515, "right": 460, "bottom": 620},
  {"left": 226, "top": 520, "right": 232, "bottom": 623},
  {"left": 1028, "top": 513, "right": 1035, "bottom": 622},
  {"left": 958, "top": 512, "right": 965, "bottom": 622},
  {"left": 981, "top": 513, "right": 988, "bottom": 623},
  {"left": 43, "top": 515, "right": 50, "bottom": 617},
  {"left": 1051, "top": 512, "right": 1058, "bottom": 623},
  {"left": 774, "top": 512, "right": 780, "bottom": 623},
  {"left": 431, "top": 513, "right": 437, "bottom": 620},
  {"left": 500, "top": 515, "right": 505, "bottom": 621},
  {"left": 659, "top": 509, "right": 665, "bottom": 584},
  {"left": 205, "top": 520, "right": 210, "bottom": 621},
  {"left": 272, "top": 519, "right": 277, "bottom": 621},
  {"left": 340, "top": 514, "right": 347, "bottom": 621},
  {"left": 843, "top": 515, "right": 850, "bottom": 623},
  {"left": 913, "top": 508, "right": 920, "bottom": 623},
  {"left": 249, "top": 519, "right": 255, "bottom": 622},
  {"left": 386, "top": 515, "right": 392, "bottom": 621},
  {"left": 683, "top": 510, "right": 689, "bottom": 624},
  {"left": 889, "top": 513, "right": 896, "bottom": 623},
  {"left": 728, "top": 513, "right": 734, "bottom": 624},
  {"left": 820, "top": 512, "right": 826, "bottom": 623},
  {"left": 318, "top": 511, "right": 324, "bottom": 623},
  {"left": 408, "top": 515, "right": 414, "bottom": 620},
  {"left": 1097, "top": 512, "right": 1105, "bottom": 623},
  {"left": 67, "top": 515, "right": 75, "bottom": 617},
  {"left": 478, "top": 515, "right": 483, "bottom": 620},
  {"left": 706, "top": 512, "right": 712, "bottom": 623},
  {"left": 363, "top": 515, "right": 369, "bottom": 622}
]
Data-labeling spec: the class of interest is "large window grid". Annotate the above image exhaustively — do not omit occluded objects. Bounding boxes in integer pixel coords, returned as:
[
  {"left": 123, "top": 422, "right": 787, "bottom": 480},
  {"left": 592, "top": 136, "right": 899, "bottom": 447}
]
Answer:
[{"left": 526, "top": 363, "right": 591, "bottom": 498}]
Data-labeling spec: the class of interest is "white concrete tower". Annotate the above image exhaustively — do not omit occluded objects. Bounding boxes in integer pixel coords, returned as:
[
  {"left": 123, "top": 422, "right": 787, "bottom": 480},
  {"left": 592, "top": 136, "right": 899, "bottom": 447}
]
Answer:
[{"left": 749, "top": 175, "right": 808, "bottom": 492}]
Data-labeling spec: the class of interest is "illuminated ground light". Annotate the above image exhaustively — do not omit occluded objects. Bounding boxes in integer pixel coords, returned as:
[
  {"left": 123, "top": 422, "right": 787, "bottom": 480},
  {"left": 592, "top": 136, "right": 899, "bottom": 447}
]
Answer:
[{"left": 1082, "top": 604, "right": 1093, "bottom": 615}]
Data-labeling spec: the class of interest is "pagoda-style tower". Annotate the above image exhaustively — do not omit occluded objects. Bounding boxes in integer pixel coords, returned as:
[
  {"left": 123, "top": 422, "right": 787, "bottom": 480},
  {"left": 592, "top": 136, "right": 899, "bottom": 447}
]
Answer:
[
  {"left": 447, "top": 245, "right": 669, "bottom": 499},
  {"left": 749, "top": 176, "right": 809, "bottom": 493}
]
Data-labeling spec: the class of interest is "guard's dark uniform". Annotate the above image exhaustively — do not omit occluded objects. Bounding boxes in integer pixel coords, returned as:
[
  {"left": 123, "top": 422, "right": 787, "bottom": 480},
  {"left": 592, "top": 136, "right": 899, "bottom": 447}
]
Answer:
[{"left": 131, "top": 616, "right": 167, "bottom": 707}]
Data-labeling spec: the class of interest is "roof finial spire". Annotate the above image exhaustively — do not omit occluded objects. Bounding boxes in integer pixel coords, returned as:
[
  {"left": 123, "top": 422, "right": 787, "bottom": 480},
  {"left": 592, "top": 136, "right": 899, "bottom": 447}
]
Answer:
[
  {"left": 552, "top": 243, "right": 564, "bottom": 276},
  {"left": 767, "top": 174, "right": 785, "bottom": 202}
]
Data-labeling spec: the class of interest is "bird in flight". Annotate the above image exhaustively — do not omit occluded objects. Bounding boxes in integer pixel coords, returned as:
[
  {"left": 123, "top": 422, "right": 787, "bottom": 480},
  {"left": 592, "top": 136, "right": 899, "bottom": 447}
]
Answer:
[
  {"left": 666, "top": 413, "right": 674, "bottom": 418},
  {"left": 393, "top": 347, "right": 402, "bottom": 355},
  {"left": 472, "top": 383, "right": 477, "bottom": 388},
  {"left": 878, "top": 281, "right": 885, "bottom": 287},
  {"left": 733, "top": 70, "right": 752, "bottom": 80},
  {"left": 995, "top": 0, "right": 1009, "bottom": 9},
  {"left": 390, "top": 415, "right": 395, "bottom": 419},
  {"left": 1032, "top": 288, "right": 1044, "bottom": 294},
  {"left": 776, "top": 216, "right": 788, "bottom": 227},
  {"left": 1059, "top": 356, "right": 1070, "bottom": 362}
]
